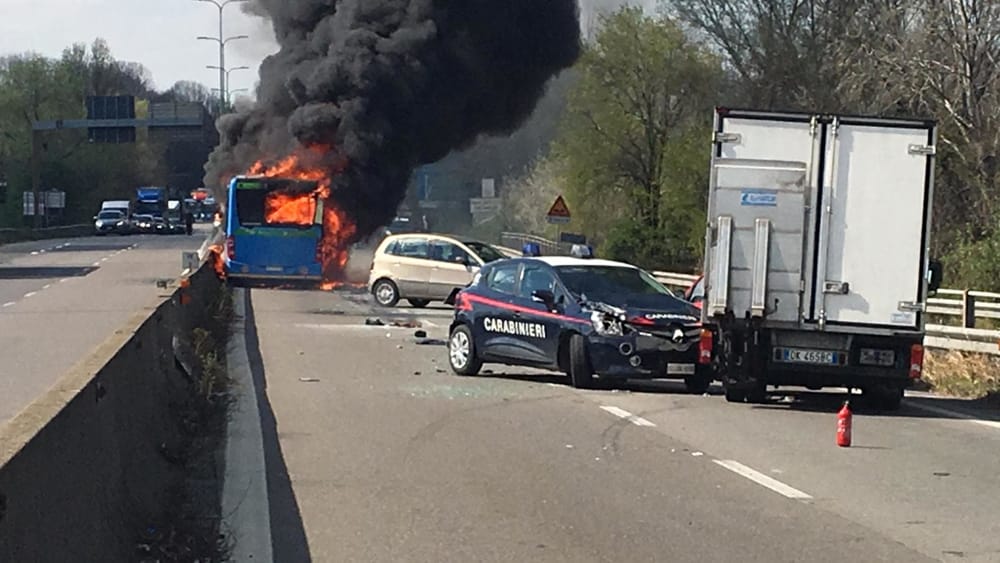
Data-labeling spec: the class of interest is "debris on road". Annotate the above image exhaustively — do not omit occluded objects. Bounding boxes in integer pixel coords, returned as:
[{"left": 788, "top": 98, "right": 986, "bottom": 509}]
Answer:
[
  {"left": 365, "top": 317, "right": 385, "bottom": 326},
  {"left": 415, "top": 338, "right": 447, "bottom": 346},
  {"left": 391, "top": 319, "right": 422, "bottom": 328},
  {"left": 414, "top": 329, "right": 428, "bottom": 338}
]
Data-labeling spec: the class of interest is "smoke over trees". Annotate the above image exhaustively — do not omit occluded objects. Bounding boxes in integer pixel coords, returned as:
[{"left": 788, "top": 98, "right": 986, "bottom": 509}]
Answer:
[{"left": 205, "top": 0, "right": 582, "bottom": 240}]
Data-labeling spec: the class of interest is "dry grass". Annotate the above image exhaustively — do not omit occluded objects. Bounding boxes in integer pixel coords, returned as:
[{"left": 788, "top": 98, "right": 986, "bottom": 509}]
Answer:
[{"left": 923, "top": 348, "right": 1000, "bottom": 398}]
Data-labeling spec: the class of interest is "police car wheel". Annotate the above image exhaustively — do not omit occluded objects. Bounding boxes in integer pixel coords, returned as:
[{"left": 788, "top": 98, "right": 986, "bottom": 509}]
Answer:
[
  {"left": 684, "top": 372, "right": 712, "bottom": 394},
  {"left": 449, "top": 325, "right": 482, "bottom": 376},
  {"left": 373, "top": 279, "right": 400, "bottom": 307},
  {"left": 568, "top": 334, "right": 596, "bottom": 389}
]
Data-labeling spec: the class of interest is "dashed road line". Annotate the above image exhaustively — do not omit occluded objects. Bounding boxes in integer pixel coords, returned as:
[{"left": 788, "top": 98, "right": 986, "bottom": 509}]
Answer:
[
  {"left": 713, "top": 459, "right": 813, "bottom": 500},
  {"left": 92, "top": 261, "right": 101, "bottom": 267},
  {"left": 600, "top": 405, "right": 656, "bottom": 427},
  {"left": 23, "top": 292, "right": 36, "bottom": 298},
  {"left": 60, "top": 278, "right": 70, "bottom": 283},
  {"left": 908, "top": 402, "right": 1000, "bottom": 431},
  {"left": 2, "top": 302, "right": 14, "bottom": 308},
  {"left": 42, "top": 284, "right": 51, "bottom": 290}
]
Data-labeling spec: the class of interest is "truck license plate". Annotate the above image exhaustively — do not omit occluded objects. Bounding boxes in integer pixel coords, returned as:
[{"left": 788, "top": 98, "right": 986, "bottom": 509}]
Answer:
[{"left": 776, "top": 348, "right": 840, "bottom": 365}]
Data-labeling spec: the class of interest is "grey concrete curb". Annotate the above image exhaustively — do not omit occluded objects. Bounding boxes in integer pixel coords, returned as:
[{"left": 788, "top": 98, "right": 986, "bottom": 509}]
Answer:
[{"left": 222, "top": 288, "right": 274, "bottom": 562}]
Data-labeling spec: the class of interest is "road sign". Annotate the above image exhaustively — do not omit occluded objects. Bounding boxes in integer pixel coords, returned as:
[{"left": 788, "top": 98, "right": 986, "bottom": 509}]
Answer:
[
  {"left": 470, "top": 197, "right": 502, "bottom": 215},
  {"left": 546, "top": 195, "right": 571, "bottom": 224}
]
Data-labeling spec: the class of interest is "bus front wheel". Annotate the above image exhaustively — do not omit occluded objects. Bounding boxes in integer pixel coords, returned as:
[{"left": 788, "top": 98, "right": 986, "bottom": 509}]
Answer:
[{"left": 373, "top": 279, "right": 400, "bottom": 307}]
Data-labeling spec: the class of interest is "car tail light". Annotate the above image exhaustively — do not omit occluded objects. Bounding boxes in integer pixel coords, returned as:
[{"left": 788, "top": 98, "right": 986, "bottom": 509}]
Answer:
[
  {"left": 909, "top": 344, "right": 924, "bottom": 379},
  {"left": 699, "top": 330, "right": 713, "bottom": 365},
  {"left": 226, "top": 236, "right": 235, "bottom": 260}
]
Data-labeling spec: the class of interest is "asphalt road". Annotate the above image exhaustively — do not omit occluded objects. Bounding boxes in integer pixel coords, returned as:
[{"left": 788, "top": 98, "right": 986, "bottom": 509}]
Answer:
[
  {"left": 234, "top": 282, "right": 1000, "bottom": 562},
  {"left": 0, "top": 227, "right": 211, "bottom": 424}
]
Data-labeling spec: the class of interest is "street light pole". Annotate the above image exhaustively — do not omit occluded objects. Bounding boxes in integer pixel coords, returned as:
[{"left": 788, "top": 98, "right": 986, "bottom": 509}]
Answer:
[
  {"left": 194, "top": 0, "right": 248, "bottom": 114},
  {"left": 206, "top": 65, "right": 249, "bottom": 104}
]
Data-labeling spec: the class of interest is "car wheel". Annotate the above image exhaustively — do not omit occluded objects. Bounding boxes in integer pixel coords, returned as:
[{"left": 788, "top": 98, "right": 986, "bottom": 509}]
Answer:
[
  {"left": 408, "top": 299, "right": 430, "bottom": 308},
  {"left": 449, "top": 325, "right": 482, "bottom": 376},
  {"left": 372, "top": 279, "right": 400, "bottom": 307},
  {"left": 568, "top": 334, "right": 597, "bottom": 389},
  {"left": 684, "top": 368, "right": 712, "bottom": 394}
]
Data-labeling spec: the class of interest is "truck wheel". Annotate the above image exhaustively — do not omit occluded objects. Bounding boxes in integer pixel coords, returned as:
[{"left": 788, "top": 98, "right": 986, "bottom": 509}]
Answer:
[
  {"left": 866, "top": 384, "right": 904, "bottom": 411},
  {"left": 746, "top": 381, "right": 768, "bottom": 404},
  {"left": 448, "top": 325, "right": 482, "bottom": 376},
  {"left": 724, "top": 385, "right": 747, "bottom": 403},
  {"left": 568, "top": 334, "right": 597, "bottom": 389}
]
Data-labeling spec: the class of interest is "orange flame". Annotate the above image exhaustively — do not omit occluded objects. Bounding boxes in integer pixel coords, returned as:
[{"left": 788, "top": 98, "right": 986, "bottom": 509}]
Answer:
[
  {"left": 208, "top": 243, "right": 226, "bottom": 280},
  {"left": 246, "top": 147, "right": 355, "bottom": 285},
  {"left": 264, "top": 191, "right": 317, "bottom": 226}
]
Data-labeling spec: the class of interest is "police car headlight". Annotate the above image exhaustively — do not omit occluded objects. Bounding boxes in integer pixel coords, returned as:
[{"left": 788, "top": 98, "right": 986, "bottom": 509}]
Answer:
[{"left": 590, "top": 311, "right": 625, "bottom": 336}]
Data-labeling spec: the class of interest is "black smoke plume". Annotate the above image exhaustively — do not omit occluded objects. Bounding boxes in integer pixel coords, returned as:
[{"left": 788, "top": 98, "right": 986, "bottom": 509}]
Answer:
[{"left": 205, "top": 0, "right": 582, "bottom": 240}]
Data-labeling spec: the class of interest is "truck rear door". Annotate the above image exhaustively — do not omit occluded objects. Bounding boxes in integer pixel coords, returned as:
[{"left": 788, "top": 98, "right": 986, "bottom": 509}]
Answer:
[{"left": 816, "top": 119, "right": 935, "bottom": 330}]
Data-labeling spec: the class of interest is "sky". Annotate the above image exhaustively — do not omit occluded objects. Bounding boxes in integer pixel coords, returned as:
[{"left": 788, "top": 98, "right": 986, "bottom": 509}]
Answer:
[
  {"left": 0, "top": 0, "right": 655, "bottom": 98},
  {"left": 0, "top": 0, "right": 278, "bottom": 95}
]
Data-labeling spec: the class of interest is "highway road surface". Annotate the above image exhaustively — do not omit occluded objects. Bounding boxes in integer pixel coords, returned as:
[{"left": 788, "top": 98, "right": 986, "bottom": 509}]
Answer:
[
  {"left": 230, "top": 284, "right": 1000, "bottom": 562},
  {"left": 0, "top": 228, "right": 210, "bottom": 424}
]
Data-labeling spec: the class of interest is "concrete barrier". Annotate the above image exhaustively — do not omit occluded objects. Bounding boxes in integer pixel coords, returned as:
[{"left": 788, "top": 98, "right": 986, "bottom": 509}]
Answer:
[{"left": 0, "top": 262, "right": 222, "bottom": 561}]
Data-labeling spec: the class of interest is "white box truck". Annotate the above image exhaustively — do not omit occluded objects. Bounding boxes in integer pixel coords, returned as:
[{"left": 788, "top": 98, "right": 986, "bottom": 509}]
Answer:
[{"left": 701, "top": 108, "right": 943, "bottom": 409}]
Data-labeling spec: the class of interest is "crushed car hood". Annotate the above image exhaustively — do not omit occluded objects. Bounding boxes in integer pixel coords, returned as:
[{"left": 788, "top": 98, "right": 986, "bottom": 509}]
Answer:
[{"left": 583, "top": 293, "right": 701, "bottom": 325}]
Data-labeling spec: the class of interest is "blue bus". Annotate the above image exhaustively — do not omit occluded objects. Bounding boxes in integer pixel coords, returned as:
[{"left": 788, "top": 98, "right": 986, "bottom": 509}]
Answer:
[{"left": 223, "top": 176, "right": 325, "bottom": 284}]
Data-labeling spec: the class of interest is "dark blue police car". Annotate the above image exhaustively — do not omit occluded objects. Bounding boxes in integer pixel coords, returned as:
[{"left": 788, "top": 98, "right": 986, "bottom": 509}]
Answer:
[{"left": 446, "top": 257, "right": 715, "bottom": 392}]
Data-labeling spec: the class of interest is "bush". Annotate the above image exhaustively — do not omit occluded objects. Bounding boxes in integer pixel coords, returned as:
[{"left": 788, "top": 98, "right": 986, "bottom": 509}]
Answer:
[
  {"left": 601, "top": 220, "right": 699, "bottom": 272},
  {"left": 945, "top": 228, "right": 1000, "bottom": 292}
]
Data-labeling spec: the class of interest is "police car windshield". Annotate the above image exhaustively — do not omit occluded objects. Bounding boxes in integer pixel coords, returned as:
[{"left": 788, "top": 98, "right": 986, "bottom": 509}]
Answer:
[
  {"left": 555, "top": 266, "right": 674, "bottom": 301},
  {"left": 463, "top": 241, "right": 505, "bottom": 263}
]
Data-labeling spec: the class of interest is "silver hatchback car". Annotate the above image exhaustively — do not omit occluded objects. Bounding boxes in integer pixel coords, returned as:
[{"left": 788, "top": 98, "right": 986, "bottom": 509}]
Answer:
[{"left": 368, "top": 233, "right": 507, "bottom": 307}]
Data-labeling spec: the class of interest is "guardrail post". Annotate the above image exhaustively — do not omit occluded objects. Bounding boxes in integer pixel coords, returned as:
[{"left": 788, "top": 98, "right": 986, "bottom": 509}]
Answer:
[{"left": 962, "top": 289, "right": 976, "bottom": 329}]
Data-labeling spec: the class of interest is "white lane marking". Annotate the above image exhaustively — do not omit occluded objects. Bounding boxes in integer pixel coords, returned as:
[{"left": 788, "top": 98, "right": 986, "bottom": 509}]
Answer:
[
  {"left": 713, "top": 459, "right": 813, "bottom": 500},
  {"left": 23, "top": 292, "right": 36, "bottom": 298},
  {"left": 92, "top": 262, "right": 101, "bottom": 267},
  {"left": 600, "top": 405, "right": 657, "bottom": 427},
  {"left": 2, "top": 302, "right": 15, "bottom": 308},
  {"left": 100, "top": 257, "right": 109, "bottom": 262},
  {"left": 30, "top": 251, "right": 38, "bottom": 256},
  {"left": 42, "top": 284, "right": 51, "bottom": 290},
  {"left": 60, "top": 278, "right": 71, "bottom": 283},
  {"left": 908, "top": 402, "right": 1000, "bottom": 431}
]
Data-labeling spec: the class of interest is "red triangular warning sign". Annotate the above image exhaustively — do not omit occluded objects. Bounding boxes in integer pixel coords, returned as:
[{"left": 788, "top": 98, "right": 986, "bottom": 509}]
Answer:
[{"left": 547, "top": 195, "right": 571, "bottom": 218}]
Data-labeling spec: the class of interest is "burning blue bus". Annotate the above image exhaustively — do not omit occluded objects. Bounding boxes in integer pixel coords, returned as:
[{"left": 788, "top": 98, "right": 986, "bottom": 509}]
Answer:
[{"left": 222, "top": 176, "right": 325, "bottom": 285}]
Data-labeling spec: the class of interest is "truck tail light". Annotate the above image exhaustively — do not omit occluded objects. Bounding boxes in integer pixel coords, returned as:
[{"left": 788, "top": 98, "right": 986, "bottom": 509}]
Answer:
[
  {"left": 699, "top": 329, "right": 713, "bottom": 365},
  {"left": 226, "top": 236, "right": 235, "bottom": 260},
  {"left": 909, "top": 344, "right": 924, "bottom": 379}
]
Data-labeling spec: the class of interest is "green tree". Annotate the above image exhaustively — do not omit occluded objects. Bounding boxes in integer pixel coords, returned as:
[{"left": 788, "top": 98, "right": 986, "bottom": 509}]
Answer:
[
  {"left": 0, "top": 40, "right": 192, "bottom": 227},
  {"left": 553, "top": 7, "right": 722, "bottom": 270}
]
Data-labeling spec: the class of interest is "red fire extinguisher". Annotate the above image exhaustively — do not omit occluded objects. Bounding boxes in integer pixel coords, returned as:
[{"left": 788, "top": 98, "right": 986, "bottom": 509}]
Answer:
[{"left": 837, "top": 400, "right": 853, "bottom": 447}]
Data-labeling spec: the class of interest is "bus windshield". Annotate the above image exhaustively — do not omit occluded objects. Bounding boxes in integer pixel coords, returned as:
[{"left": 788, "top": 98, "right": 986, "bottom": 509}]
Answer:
[{"left": 234, "top": 178, "right": 321, "bottom": 228}]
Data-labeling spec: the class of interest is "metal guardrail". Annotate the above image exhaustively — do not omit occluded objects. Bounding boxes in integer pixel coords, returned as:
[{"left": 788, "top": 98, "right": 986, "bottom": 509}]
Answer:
[
  {"left": 500, "top": 232, "right": 571, "bottom": 256},
  {"left": 497, "top": 232, "right": 1000, "bottom": 355},
  {"left": 651, "top": 271, "right": 1000, "bottom": 356}
]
